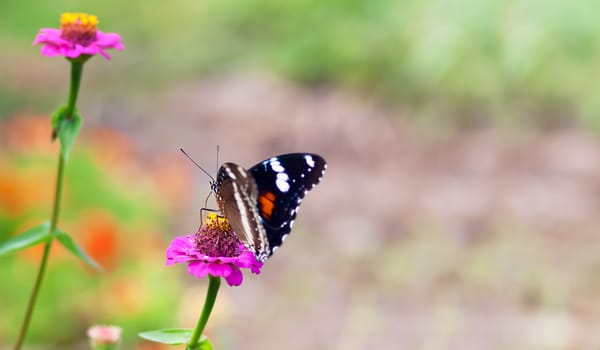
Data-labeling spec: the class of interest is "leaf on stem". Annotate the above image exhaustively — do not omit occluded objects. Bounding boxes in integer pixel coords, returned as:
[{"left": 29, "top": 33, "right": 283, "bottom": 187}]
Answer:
[
  {"left": 138, "top": 329, "right": 197, "bottom": 345},
  {"left": 0, "top": 222, "right": 52, "bottom": 256},
  {"left": 55, "top": 231, "right": 102, "bottom": 271},
  {"left": 51, "top": 105, "right": 83, "bottom": 160},
  {"left": 195, "top": 338, "right": 214, "bottom": 350}
]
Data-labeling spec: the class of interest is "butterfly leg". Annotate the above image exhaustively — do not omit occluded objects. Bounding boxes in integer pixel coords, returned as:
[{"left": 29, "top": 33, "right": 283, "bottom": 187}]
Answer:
[{"left": 199, "top": 207, "right": 221, "bottom": 225}]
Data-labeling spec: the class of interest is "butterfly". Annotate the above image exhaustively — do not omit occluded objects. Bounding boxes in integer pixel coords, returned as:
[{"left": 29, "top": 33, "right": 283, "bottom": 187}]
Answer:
[{"left": 212, "top": 153, "right": 327, "bottom": 261}]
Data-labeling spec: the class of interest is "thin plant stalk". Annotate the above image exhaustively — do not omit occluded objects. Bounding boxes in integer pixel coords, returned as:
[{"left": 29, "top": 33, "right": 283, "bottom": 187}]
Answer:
[
  {"left": 187, "top": 276, "right": 221, "bottom": 350},
  {"left": 14, "top": 61, "right": 83, "bottom": 350}
]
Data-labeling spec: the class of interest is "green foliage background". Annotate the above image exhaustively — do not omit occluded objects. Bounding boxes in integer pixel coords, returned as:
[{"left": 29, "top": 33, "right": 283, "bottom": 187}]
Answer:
[
  {"left": 2, "top": 0, "right": 600, "bottom": 129},
  {"left": 0, "top": 147, "right": 180, "bottom": 347}
]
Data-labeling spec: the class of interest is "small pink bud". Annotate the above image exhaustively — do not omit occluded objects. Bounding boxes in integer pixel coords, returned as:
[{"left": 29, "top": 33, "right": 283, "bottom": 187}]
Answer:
[{"left": 87, "top": 325, "right": 122, "bottom": 349}]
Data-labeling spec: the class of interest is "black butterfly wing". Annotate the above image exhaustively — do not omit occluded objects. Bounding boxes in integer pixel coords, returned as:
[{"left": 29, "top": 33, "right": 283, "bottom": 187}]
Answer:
[{"left": 249, "top": 153, "right": 327, "bottom": 255}]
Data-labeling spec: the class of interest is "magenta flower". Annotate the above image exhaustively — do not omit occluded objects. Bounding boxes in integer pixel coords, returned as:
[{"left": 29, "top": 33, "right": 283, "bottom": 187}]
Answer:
[
  {"left": 166, "top": 214, "right": 263, "bottom": 286},
  {"left": 33, "top": 13, "right": 124, "bottom": 60}
]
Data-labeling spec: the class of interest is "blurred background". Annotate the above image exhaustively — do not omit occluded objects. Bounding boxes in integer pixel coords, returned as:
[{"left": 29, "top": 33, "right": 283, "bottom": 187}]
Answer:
[{"left": 1, "top": 0, "right": 600, "bottom": 349}]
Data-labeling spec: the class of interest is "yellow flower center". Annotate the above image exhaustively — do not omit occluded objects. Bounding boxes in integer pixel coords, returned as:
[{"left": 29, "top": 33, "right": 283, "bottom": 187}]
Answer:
[
  {"left": 60, "top": 13, "right": 98, "bottom": 46},
  {"left": 195, "top": 213, "right": 241, "bottom": 257},
  {"left": 205, "top": 213, "right": 232, "bottom": 232}
]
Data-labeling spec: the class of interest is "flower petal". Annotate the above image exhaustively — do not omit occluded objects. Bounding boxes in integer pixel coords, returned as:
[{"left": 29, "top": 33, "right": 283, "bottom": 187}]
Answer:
[
  {"left": 236, "top": 251, "right": 260, "bottom": 267},
  {"left": 234, "top": 248, "right": 263, "bottom": 274},
  {"left": 206, "top": 262, "right": 233, "bottom": 278},
  {"left": 187, "top": 261, "right": 210, "bottom": 279},
  {"left": 166, "top": 235, "right": 197, "bottom": 265},
  {"left": 251, "top": 264, "right": 262, "bottom": 274},
  {"left": 224, "top": 267, "right": 243, "bottom": 286},
  {"left": 40, "top": 45, "right": 62, "bottom": 57},
  {"left": 32, "top": 24, "right": 123, "bottom": 60},
  {"left": 95, "top": 31, "right": 125, "bottom": 50},
  {"left": 165, "top": 233, "right": 262, "bottom": 286},
  {"left": 98, "top": 49, "right": 111, "bottom": 60},
  {"left": 32, "top": 28, "right": 61, "bottom": 45}
]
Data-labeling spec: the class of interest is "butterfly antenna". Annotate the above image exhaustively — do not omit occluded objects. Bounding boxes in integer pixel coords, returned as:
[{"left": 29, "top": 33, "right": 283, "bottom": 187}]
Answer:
[
  {"left": 180, "top": 148, "right": 215, "bottom": 183},
  {"left": 215, "top": 145, "right": 220, "bottom": 174}
]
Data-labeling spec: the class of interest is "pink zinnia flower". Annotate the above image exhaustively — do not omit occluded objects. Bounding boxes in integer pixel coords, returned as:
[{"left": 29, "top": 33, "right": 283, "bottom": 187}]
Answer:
[
  {"left": 33, "top": 13, "right": 124, "bottom": 60},
  {"left": 166, "top": 213, "right": 263, "bottom": 286}
]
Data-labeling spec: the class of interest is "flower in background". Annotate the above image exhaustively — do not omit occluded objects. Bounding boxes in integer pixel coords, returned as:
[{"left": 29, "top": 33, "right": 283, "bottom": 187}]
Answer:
[
  {"left": 80, "top": 210, "right": 120, "bottom": 271},
  {"left": 166, "top": 214, "right": 263, "bottom": 286},
  {"left": 87, "top": 325, "right": 122, "bottom": 350},
  {"left": 33, "top": 13, "right": 124, "bottom": 60}
]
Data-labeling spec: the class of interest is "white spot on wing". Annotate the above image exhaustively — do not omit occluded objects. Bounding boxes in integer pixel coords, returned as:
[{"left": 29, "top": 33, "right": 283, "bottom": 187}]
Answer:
[
  {"left": 276, "top": 178, "right": 290, "bottom": 192},
  {"left": 305, "top": 155, "right": 315, "bottom": 168},
  {"left": 270, "top": 159, "right": 285, "bottom": 173}
]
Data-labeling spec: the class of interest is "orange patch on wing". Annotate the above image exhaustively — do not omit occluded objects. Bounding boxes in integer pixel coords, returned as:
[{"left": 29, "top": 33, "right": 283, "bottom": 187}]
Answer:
[{"left": 258, "top": 191, "right": 276, "bottom": 219}]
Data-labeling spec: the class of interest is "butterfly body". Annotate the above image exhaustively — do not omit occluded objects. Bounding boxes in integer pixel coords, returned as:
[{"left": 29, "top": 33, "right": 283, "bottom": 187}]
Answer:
[{"left": 214, "top": 153, "right": 326, "bottom": 261}]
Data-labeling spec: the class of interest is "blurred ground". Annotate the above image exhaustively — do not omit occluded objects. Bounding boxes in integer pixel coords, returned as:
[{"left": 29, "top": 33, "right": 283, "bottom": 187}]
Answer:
[{"left": 89, "top": 73, "right": 600, "bottom": 350}]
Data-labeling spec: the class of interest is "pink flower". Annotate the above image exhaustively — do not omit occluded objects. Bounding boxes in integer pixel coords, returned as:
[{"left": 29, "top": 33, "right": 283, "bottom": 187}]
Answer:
[
  {"left": 33, "top": 13, "right": 124, "bottom": 60},
  {"left": 87, "top": 325, "right": 122, "bottom": 348},
  {"left": 166, "top": 214, "right": 263, "bottom": 286}
]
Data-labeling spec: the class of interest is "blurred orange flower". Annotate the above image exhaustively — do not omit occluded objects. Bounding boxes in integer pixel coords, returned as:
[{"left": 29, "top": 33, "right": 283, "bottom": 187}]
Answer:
[
  {"left": 2, "top": 114, "right": 58, "bottom": 154},
  {"left": 0, "top": 170, "right": 25, "bottom": 215},
  {"left": 80, "top": 210, "right": 120, "bottom": 270},
  {"left": 0, "top": 167, "right": 53, "bottom": 216}
]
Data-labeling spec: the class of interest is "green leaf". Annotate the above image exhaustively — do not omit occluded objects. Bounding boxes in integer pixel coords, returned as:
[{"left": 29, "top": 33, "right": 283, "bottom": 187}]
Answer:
[
  {"left": 0, "top": 222, "right": 51, "bottom": 256},
  {"left": 51, "top": 105, "right": 83, "bottom": 160},
  {"left": 55, "top": 231, "right": 102, "bottom": 271},
  {"left": 195, "top": 338, "right": 214, "bottom": 350},
  {"left": 138, "top": 329, "right": 193, "bottom": 345},
  {"left": 50, "top": 105, "right": 67, "bottom": 138}
]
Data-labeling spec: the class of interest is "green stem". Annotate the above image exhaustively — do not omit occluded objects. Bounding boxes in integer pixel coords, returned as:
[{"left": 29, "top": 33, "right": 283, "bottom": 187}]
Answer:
[
  {"left": 187, "top": 276, "right": 221, "bottom": 350},
  {"left": 65, "top": 61, "right": 83, "bottom": 119},
  {"left": 14, "top": 155, "right": 65, "bottom": 350},
  {"left": 14, "top": 59, "right": 83, "bottom": 350}
]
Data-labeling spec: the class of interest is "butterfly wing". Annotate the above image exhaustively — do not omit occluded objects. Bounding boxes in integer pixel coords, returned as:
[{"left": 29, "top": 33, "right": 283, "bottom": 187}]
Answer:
[
  {"left": 249, "top": 153, "right": 327, "bottom": 256},
  {"left": 215, "top": 163, "right": 269, "bottom": 260}
]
